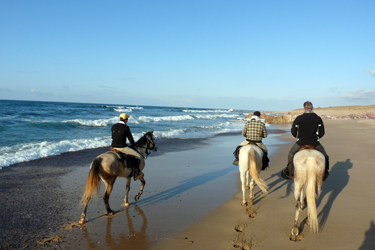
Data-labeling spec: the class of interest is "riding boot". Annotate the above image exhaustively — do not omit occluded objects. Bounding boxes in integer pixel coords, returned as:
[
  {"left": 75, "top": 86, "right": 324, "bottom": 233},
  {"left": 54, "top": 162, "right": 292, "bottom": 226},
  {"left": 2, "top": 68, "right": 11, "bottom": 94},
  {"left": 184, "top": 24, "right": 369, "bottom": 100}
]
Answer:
[
  {"left": 261, "top": 152, "right": 270, "bottom": 170},
  {"left": 133, "top": 160, "right": 143, "bottom": 181},
  {"left": 281, "top": 155, "right": 294, "bottom": 180},
  {"left": 232, "top": 146, "right": 241, "bottom": 165}
]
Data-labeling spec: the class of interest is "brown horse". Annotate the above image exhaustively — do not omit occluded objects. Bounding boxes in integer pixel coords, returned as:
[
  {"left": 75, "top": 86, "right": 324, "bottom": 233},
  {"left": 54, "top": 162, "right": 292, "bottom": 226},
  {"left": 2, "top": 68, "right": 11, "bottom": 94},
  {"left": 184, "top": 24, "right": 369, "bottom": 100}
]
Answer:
[{"left": 79, "top": 131, "right": 157, "bottom": 224}]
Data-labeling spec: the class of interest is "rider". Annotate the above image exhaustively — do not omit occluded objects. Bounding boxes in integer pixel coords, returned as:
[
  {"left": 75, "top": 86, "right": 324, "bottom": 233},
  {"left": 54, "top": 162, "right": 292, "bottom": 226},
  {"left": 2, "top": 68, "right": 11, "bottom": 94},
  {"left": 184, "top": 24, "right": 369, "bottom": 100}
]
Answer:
[
  {"left": 233, "top": 111, "right": 270, "bottom": 170},
  {"left": 111, "top": 113, "right": 144, "bottom": 180},
  {"left": 281, "top": 101, "right": 329, "bottom": 181}
]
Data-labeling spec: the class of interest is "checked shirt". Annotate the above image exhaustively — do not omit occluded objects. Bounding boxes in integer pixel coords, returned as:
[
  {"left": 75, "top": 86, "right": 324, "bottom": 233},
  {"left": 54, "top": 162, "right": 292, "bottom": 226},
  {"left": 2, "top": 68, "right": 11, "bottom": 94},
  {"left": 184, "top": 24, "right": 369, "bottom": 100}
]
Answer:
[{"left": 242, "top": 119, "right": 268, "bottom": 142}]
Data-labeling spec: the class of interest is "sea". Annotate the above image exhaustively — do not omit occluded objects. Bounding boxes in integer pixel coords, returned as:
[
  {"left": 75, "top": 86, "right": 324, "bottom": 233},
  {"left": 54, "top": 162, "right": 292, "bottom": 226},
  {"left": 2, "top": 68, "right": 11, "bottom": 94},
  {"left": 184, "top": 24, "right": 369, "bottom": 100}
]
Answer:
[{"left": 0, "top": 99, "right": 287, "bottom": 169}]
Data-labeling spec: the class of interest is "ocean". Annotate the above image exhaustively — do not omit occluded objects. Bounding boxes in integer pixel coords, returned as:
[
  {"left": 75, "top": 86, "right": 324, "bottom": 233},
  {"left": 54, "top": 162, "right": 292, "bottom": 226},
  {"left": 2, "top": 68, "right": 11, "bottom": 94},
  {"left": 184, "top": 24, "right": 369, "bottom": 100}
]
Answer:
[{"left": 0, "top": 99, "right": 266, "bottom": 169}]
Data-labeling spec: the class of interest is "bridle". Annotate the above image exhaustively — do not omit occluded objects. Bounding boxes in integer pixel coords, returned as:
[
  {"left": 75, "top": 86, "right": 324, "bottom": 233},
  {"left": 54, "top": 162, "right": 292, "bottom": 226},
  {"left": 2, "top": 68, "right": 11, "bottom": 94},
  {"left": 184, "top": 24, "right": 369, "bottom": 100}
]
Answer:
[{"left": 137, "top": 132, "right": 157, "bottom": 158}]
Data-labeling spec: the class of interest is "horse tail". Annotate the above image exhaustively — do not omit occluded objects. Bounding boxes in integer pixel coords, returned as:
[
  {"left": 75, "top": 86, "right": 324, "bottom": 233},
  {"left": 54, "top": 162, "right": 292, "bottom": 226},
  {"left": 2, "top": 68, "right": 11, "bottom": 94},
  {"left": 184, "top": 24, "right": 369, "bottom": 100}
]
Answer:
[
  {"left": 249, "top": 148, "right": 268, "bottom": 196},
  {"left": 306, "top": 156, "right": 319, "bottom": 233},
  {"left": 80, "top": 157, "right": 102, "bottom": 207}
]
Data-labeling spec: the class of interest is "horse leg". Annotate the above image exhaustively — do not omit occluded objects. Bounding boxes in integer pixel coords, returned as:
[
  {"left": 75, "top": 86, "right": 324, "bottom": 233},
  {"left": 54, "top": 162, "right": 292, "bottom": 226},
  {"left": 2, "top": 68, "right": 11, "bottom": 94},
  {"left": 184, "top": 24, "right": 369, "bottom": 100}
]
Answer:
[
  {"left": 300, "top": 188, "right": 309, "bottom": 226},
  {"left": 79, "top": 198, "right": 90, "bottom": 224},
  {"left": 134, "top": 174, "right": 146, "bottom": 202},
  {"left": 103, "top": 177, "right": 116, "bottom": 215},
  {"left": 300, "top": 188, "right": 306, "bottom": 209},
  {"left": 240, "top": 170, "right": 247, "bottom": 206},
  {"left": 292, "top": 182, "right": 303, "bottom": 236},
  {"left": 249, "top": 178, "right": 255, "bottom": 205},
  {"left": 246, "top": 170, "right": 250, "bottom": 189},
  {"left": 124, "top": 177, "right": 131, "bottom": 207}
]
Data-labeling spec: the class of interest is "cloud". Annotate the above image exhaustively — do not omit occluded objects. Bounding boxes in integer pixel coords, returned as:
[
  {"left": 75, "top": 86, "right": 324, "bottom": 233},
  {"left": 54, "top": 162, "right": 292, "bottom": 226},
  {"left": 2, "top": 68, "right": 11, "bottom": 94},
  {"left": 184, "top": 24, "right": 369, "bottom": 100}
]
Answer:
[
  {"left": 340, "top": 89, "right": 375, "bottom": 101},
  {"left": 370, "top": 70, "right": 375, "bottom": 76},
  {"left": 30, "top": 89, "right": 35, "bottom": 92}
]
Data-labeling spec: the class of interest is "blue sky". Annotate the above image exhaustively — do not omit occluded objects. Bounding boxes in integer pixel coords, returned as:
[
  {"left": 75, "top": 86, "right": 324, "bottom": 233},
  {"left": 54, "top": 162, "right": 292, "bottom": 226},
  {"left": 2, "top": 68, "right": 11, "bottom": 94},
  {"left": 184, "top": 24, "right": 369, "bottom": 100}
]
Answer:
[{"left": 1, "top": 0, "right": 374, "bottom": 111}]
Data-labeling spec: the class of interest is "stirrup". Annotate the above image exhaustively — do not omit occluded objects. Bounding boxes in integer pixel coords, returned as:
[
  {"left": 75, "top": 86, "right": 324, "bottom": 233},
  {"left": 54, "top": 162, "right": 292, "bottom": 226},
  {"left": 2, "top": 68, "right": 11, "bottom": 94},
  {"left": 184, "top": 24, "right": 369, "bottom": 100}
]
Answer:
[{"left": 281, "top": 169, "right": 293, "bottom": 180}]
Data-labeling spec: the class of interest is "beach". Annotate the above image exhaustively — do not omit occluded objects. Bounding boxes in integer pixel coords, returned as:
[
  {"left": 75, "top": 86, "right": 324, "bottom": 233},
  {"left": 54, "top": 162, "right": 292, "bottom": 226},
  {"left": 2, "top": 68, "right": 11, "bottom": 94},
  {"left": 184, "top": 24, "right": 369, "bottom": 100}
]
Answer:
[
  {"left": 152, "top": 119, "right": 375, "bottom": 250},
  {"left": 1, "top": 107, "right": 375, "bottom": 249}
]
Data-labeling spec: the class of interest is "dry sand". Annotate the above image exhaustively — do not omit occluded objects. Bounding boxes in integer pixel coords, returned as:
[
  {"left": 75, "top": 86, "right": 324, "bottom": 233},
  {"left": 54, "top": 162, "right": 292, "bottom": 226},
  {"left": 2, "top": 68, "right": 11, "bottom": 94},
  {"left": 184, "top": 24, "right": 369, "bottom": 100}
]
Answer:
[
  {"left": 287, "top": 105, "right": 375, "bottom": 118},
  {"left": 1, "top": 106, "right": 375, "bottom": 250}
]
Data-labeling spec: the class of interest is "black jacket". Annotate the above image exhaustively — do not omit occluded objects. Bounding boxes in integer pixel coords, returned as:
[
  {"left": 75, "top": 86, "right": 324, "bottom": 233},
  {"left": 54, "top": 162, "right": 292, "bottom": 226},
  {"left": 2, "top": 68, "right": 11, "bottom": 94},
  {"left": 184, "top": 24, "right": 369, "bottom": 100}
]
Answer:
[
  {"left": 111, "top": 122, "right": 135, "bottom": 148},
  {"left": 291, "top": 112, "right": 325, "bottom": 147}
]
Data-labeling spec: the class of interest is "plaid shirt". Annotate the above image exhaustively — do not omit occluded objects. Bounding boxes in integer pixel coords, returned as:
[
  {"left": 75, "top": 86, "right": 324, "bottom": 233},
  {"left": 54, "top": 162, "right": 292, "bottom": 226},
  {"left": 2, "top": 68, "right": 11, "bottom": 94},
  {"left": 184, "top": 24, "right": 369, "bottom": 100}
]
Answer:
[{"left": 242, "top": 118, "right": 268, "bottom": 142}]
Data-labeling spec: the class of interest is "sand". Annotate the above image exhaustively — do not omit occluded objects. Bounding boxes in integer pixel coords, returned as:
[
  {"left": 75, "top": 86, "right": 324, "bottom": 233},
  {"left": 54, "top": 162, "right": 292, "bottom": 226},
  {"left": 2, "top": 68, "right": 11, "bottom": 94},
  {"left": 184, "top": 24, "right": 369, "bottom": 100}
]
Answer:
[
  {"left": 1, "top": 106, "right": 375, "bottom": 250},
  {"left": 151, "top": 119, "right": 375, "bottom": 250}
]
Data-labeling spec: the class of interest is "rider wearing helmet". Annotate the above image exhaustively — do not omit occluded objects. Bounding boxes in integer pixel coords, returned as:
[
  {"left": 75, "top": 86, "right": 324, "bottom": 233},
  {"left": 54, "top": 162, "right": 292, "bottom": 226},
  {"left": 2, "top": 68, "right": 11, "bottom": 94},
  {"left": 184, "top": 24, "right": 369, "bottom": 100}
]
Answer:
[{"left": 111, "top": 113, "right": 144, "bottom": 180}]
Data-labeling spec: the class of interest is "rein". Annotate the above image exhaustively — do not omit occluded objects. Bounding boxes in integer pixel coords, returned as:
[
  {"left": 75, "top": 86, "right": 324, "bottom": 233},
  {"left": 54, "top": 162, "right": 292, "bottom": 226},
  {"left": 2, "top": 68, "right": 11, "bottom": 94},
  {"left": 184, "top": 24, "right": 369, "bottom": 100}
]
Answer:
[{"left": 135, "top": 133, "right": 156, "bottom": 159}]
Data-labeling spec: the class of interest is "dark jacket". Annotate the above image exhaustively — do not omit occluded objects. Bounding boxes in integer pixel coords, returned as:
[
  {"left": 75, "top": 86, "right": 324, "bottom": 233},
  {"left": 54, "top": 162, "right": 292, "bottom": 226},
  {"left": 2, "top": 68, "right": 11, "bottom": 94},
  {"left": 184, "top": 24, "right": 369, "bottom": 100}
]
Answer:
[
  {"left": 111, "top": 122, "right": 135, "bottom": 148},
  {"left": 291, "top": 112, "right": 325, "bottom": 147}
]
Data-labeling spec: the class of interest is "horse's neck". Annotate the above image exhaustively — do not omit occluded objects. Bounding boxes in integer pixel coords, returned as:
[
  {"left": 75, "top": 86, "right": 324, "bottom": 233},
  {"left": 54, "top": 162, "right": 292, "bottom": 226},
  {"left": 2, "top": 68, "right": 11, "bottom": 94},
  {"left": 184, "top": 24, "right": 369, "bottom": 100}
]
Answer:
[{"left": 136, "top": 143, "right": 147, "bottom": 157}]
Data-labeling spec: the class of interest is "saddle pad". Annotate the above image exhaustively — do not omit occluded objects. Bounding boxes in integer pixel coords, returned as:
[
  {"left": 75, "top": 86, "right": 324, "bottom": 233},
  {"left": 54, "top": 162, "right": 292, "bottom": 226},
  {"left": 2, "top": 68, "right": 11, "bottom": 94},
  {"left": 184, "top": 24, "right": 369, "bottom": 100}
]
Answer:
[
  {"left": 107, "top": 151, "right": 124, "bottom": 161},
  {"left": 298, "top": 145, "right": 316, "bottom": 151}
]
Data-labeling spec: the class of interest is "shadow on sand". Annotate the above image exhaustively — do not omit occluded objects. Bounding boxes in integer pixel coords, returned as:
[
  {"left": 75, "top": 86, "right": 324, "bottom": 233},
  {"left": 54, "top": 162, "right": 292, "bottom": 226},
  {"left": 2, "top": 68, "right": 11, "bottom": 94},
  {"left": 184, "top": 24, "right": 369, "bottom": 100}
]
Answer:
[
  {"left": 251, "top": 171, "right": 294, "bottom": 205},
  {"left": 137, "top": 166, "right": 235, "bottom": 205},
  {"left": 318, "top": 159, "right": 352, "bottom": 230},
  {"left": 359, "top": 220, "right": 375, "bottom": 250},
  {"left": 251, "top": 159, "right": 353, "bottom": 234}
]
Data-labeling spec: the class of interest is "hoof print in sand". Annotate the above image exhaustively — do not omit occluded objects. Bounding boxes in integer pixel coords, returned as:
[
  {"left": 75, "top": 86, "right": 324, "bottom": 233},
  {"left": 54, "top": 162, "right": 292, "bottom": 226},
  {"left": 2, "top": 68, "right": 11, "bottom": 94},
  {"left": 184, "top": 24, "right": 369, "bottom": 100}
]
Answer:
[
  {"left": 246, "top": 206, "right": 257, "bottom": 218},
  {"left": 234, "top": 225, "right": 244, "bottom": 232},
  {"left": 233, "top": 240, "right": 251, "bottom": 250}
]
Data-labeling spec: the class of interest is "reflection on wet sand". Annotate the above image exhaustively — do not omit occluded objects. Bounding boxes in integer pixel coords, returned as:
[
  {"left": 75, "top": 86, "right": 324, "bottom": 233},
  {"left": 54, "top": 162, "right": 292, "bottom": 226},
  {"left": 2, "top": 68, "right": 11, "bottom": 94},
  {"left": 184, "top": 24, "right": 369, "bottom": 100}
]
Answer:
[{"left": 80, "top": 205, "right": 150, "bottom": 250}]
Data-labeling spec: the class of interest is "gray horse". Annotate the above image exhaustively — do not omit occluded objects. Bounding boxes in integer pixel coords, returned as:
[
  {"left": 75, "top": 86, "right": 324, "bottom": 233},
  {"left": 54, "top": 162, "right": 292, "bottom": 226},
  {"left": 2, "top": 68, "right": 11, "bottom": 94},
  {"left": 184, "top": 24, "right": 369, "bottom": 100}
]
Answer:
[{"left": 79, "top": 131, "right": 157, "bottom": 224}]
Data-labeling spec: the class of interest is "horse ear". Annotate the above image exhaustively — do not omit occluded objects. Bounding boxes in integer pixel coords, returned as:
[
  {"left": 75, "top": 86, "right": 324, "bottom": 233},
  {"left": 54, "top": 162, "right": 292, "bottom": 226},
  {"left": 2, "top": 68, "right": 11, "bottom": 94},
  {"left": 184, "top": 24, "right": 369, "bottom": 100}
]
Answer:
[{"left": 151, "top": 130, "right": 153, "bottom": 134}]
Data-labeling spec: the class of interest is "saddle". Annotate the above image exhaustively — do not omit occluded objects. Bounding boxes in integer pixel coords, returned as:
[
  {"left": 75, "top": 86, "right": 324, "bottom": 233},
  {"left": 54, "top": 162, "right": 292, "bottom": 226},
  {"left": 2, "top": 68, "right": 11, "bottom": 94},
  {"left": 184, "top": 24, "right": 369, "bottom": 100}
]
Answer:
[
  {"left": 298, "top": 145, "right": 316, "bottom": 151},
  {"left": 108, "top": 149, "right": 138, "bottom": 168}
]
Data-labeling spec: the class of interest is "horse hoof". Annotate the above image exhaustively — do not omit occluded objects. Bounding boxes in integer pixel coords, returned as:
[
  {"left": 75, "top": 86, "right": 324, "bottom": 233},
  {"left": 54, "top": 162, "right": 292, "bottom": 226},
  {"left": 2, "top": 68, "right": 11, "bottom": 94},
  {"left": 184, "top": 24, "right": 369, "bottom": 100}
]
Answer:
[
  {"left": 291, "top": 227, "right": 299, "bottom": 236},
  {"left": 134, "top": 195, "right": 140, "bottom": 202},
  {"left": 241, "top": 202, "right": 247, "bottom": 207},
  {"left": 79, "top": 217, "right": 85, "bottom": 225}
]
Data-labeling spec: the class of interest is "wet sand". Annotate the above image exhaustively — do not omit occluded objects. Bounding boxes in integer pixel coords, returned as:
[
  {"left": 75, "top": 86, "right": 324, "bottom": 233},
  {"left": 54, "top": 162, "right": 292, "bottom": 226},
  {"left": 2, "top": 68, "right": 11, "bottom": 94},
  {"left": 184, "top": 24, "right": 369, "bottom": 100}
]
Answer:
[
  {"left": 55, "top": 130, "right": 287, "bottom": 249},
  {"left": 0, "top": 127, "right": 287, "bottom": 249}
]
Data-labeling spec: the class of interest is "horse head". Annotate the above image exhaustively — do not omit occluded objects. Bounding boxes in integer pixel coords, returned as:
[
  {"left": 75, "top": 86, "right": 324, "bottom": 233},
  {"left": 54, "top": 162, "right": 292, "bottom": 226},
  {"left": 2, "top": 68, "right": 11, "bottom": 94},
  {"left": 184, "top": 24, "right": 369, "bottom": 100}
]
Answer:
[{"left": 142, "top": 130, "right": 157, "bottom": 152}]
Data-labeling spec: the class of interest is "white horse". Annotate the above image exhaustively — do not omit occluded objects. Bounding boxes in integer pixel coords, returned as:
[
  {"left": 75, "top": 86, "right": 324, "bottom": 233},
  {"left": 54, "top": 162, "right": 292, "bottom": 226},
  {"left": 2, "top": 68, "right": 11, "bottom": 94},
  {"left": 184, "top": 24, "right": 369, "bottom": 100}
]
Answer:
[
  {"left": 238, "top": 144, "right": 268, "bottom": 206},
  {"left": 291, "top": 148, "right": 325, "bottom": 237}
]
